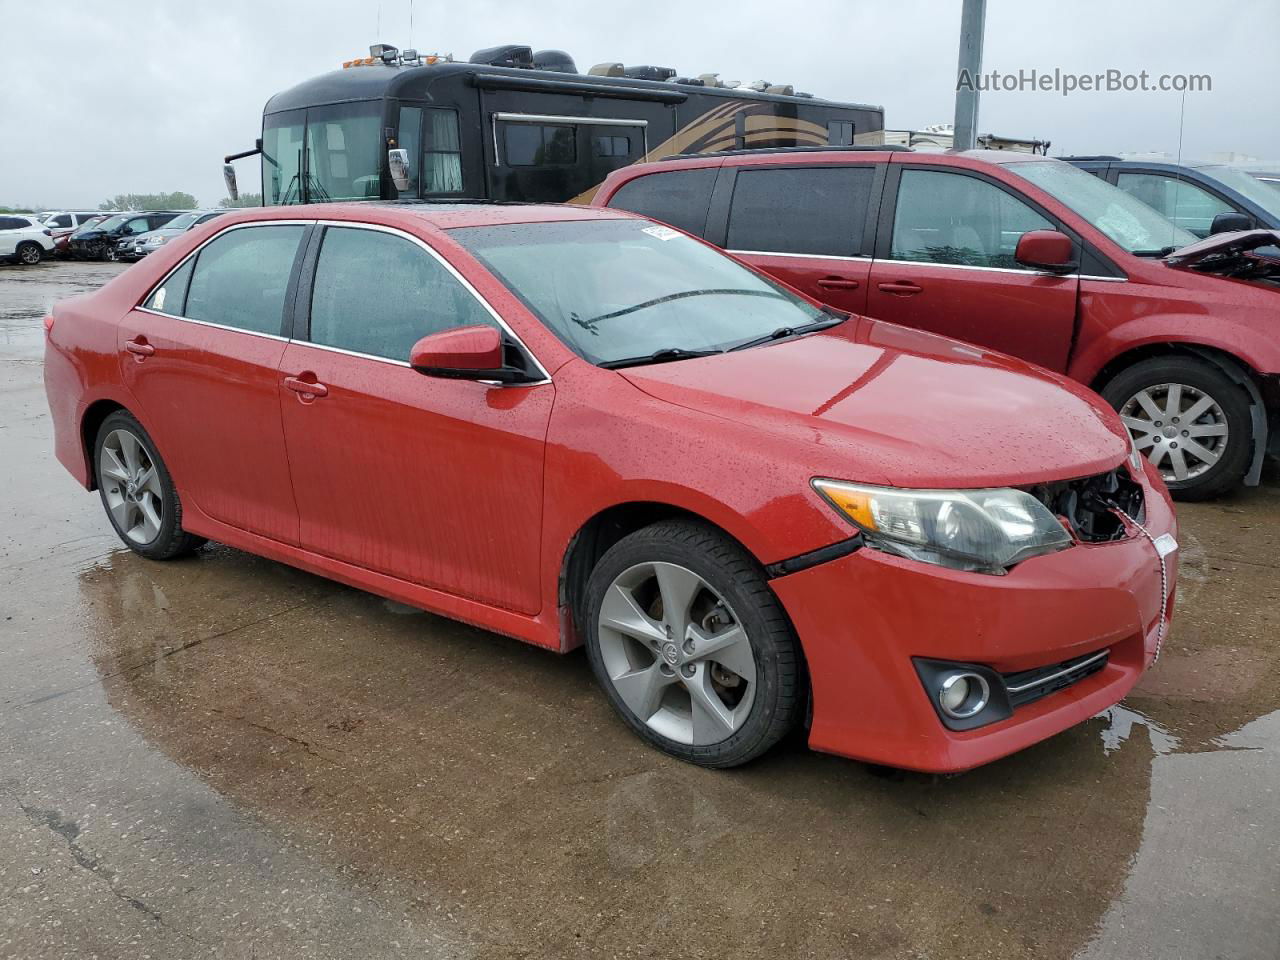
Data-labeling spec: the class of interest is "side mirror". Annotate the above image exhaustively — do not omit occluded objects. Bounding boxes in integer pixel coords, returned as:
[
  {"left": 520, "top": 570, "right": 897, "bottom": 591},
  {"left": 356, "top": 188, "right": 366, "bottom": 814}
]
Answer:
[
  {"left": 409, "top": 325, "right": 535, "bottom": 384},
  {"left": 388, "top": 148, "right": 411, "bottom": 191},
  {"left": 1015, "top": 230, "right": 1078, "bottom": 274},
  {"left": 223, "top": 163, "right": 239, "bottom": 202},
  {"left": 1209, "top": 211, "right": 1254, "bottom": 235}
]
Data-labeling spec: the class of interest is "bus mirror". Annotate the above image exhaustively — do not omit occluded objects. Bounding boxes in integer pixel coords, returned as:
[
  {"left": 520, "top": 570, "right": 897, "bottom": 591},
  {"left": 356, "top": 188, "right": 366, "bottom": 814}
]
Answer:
[
  {"left": 223, "top": 164, "right": 239, "bottom": 202},
  {"left": 388, "top": 149, "right": 411, "bottom": 191}
]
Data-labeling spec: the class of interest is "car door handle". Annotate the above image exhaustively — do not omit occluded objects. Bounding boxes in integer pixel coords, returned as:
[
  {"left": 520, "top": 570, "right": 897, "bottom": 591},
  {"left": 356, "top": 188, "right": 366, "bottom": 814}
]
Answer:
[
  {"left": 124, "top": 337, "right": 154, "bottom": 357},
  {"left": 877, "top": 281, "right": 923, "bottom": 296},
  {"left": 816, "top": 277, "right": 860, "bottom": 291},
  {"left": 283, "top": 375, "right": 328, "bottom": 399}
]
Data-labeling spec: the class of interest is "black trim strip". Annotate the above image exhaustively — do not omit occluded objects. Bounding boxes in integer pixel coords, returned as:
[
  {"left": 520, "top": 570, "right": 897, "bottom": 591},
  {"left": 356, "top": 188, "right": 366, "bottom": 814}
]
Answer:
[
  {"left": 470, "top": 73, "right": 688, "bottom": 103},
  {"left": 765, "top": 535, "right": 863, "bottom": 579}
]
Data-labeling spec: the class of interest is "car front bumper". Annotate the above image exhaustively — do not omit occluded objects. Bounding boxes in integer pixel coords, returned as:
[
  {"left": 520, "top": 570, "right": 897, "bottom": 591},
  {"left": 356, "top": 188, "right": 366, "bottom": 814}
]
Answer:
[{"left": 770, "top": 475, "right": 1177, "bottom": 773}]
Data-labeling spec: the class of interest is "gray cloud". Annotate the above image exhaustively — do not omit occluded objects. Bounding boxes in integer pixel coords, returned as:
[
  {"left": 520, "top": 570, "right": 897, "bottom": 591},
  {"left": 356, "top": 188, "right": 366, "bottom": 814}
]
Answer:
[{"left": 2, "top": 0, "right": 1276, "bottom": 208}]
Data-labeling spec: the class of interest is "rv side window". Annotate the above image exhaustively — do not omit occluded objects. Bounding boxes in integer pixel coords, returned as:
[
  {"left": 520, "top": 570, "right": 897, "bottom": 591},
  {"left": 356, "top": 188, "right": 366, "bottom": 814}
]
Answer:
[
  {"left": 727, "top": 166, "right": 874, "bottom": 256},
  {"left": 592, "top": 136, "right": 631, "bottom": 158},
  {"left": 397, "top": 106, "right": 422, "bottom": 198},
  {"left": 828, "top": 121, "right": 855, "bottom": 146},
  {"left": 605, "top": 168, "right": 717, "bottom": 238},
  {"left": 423, "top": 108, "right": 463, "bottom": 194},
  {"left": 505, "top": 124, "right": 576, "bottom": 167}
]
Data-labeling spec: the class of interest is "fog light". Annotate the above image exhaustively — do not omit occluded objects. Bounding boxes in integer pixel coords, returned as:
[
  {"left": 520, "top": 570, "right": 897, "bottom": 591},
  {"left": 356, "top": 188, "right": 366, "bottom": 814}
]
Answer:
[{"left": 937, "top": 672, "right": 990, "bottom": 719}]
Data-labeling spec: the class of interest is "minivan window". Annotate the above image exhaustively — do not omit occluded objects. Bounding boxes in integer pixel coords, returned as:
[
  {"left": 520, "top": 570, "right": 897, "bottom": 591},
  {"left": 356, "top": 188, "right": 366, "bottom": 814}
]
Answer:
[
  {"left": 1008, "top": 160, "right": 1197, "bottom": 254},
  {"left": 308, "top": 227, "right": 495, "bottom": 361},
  {"left": 606, "top": 168, "right": 717, "bottom": 237},
  {"left": 728, "top": 166, "right": 874, "bottom": 256},
  {"left": 52, "top": 214, "right": 73, "bottom": 228},
  {"left": 891, "top": 169, "right": 1053, "bottom": 269},
  {"left": 1115, "top": 172, "right": 1234, "bottom": 237},
  {"left": 184, "top": 225, "right": 304, "bottom": 336},
  {"left": 452, "top": 218, "right": 828, "bottom": 367}
]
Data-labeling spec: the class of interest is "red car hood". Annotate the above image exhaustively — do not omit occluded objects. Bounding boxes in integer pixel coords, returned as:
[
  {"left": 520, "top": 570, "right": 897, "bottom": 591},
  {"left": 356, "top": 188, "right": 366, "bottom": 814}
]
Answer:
[{"left": 621, "top": 318, "right": 1130, "bottom": 489}]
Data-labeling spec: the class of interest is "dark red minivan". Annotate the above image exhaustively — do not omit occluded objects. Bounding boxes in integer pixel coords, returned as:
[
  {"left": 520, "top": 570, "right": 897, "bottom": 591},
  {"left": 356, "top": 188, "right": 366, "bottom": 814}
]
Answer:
[{"left": 596, "top": 149, "right": 1280, "bottom": 500}]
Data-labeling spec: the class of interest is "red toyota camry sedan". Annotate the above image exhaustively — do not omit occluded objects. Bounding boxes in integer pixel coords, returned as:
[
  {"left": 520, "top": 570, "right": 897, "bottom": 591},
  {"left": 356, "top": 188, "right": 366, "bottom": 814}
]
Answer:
[{"left": 43, "top": 203, "right": 1178, "bottom": 772}]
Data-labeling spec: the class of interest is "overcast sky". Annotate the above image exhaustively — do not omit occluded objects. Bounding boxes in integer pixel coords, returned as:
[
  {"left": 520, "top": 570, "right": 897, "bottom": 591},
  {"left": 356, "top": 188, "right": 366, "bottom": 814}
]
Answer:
[{"left": 3, "top": 0, "right": 1277, "bottom": 208}]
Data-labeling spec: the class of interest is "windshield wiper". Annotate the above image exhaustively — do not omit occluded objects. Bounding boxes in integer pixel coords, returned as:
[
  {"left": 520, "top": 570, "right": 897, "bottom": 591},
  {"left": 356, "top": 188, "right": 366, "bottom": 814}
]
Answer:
[
  {"left": 598, "top": 347, "right": 723, "bottom": 370},
  {"left": 726, "top": 313, "right": 847, "bottom": 353},
  {"left": 573, "top": 288, "right": 789, "bottom": 332}
]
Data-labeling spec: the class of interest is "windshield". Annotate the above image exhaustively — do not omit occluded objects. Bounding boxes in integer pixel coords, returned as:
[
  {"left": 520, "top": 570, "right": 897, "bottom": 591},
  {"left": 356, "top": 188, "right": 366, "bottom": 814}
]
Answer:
[
  {"left": 86, "top": 215, "right": 127, "bottom": 233},
  {"left": 451, "top": 219, "right": 830, "bottom": 366},
  {"left": 1197, "top": 165, "right": 1280, "bottom": 220},
  {"left": 1009, "top": 160, "right": 1198, "bottom": 254},
  {"left": 263, "top": 101, "right": 383, "bottom": 204},
  {"left": 162, "top": 213, "right": 201, "bottom": 231}
]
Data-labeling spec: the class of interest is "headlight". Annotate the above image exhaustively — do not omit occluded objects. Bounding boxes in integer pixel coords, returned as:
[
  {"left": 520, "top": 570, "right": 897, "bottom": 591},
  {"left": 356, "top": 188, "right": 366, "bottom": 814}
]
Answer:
[
  {"left": 145, "top": 236, "right": 166, "bottom": 245},
  {"left": 812, "top": 479, "right": 1072, "bottom": 574},
  {"left": 1126, "top": 431, "right": 1145, "bottom": 475}
]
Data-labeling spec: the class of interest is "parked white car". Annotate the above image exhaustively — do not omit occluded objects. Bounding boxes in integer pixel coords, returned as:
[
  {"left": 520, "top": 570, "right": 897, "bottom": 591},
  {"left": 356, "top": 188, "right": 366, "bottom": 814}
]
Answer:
[{"left": 0, "top": 215, "right": 56, "bottom": 265}]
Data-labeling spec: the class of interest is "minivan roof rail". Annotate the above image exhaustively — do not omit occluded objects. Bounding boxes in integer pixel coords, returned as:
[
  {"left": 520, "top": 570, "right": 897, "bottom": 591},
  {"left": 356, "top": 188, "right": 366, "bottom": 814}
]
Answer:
[
  {"left": 661, "top": 144, "right": 912, "bottom": 160},
  {"left": 1059, "top": 155, "right": 1122, "bottom": 161}
]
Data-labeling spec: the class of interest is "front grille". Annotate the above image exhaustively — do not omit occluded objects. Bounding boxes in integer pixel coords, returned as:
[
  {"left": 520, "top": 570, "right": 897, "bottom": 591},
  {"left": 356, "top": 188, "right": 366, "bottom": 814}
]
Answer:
[
  {"left": 1024, "top": 467, "right": 1144, "bottom": 543},
  {"left": 1002, "top": 649, "right": 1109, "bottom": 708}
]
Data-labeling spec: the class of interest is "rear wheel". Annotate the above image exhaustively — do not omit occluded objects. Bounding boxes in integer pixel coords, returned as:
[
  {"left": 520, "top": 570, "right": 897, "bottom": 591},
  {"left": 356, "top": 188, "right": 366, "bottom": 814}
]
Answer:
[
  {"left": 94, "top": 411, "right": 205, "bottom": 559},
  {"left": 16, "top": 242, "right": 42, "bottom": 265},
  {"left": 1102, "top": 356, "right": 1253, "bottom": 501},
  {"left": 583, "top": 520, "right": 802, "bottom": 767}
]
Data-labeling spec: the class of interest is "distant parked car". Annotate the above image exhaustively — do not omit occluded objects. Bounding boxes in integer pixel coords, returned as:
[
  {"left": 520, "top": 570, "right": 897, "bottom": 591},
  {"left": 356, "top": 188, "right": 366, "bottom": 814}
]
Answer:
[
  {"left": 39, "top": 211, "right": 103, "bottom": 242},
  {"left": 1247, "top": 167, "right": 1280, "bottom": 194},
  {"left": 69, "top": 212, "right": 183, "bottom": 261},
  {"left": 0, "top": 214, "right": 56, "bottom": 265},
  {"left": 1066, "top": 157, "right": 1280, "bottom": 237},
  {"left": 124, "top": 210, "right": 227, "bottom": 260},
  {"left": 54, "top": 215, "right": 111, "bottom": 256}
]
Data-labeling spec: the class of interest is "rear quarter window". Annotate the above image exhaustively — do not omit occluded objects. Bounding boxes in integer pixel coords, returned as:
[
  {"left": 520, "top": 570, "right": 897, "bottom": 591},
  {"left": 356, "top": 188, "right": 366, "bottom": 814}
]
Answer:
[{"left": 605, "top": 168, "right": 717, "bottom": 238}]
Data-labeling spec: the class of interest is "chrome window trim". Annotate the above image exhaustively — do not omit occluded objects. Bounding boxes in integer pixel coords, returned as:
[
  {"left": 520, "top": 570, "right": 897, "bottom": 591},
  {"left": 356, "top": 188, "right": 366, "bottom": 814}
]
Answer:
[
  {"left": 491, "top": 112, "right": 649, "bottom": 167},
  {"left": 728, "top": 250, "right": 873, "bottom": 263},
  {"left": 312, "top": 220, "right": 553, "bottom": 385},
  {"left": 728, "top": 249, "right": 1127, "bottom": 281},
  {"left": 135, "top": 218, "right": 553, "bottom": 385}
]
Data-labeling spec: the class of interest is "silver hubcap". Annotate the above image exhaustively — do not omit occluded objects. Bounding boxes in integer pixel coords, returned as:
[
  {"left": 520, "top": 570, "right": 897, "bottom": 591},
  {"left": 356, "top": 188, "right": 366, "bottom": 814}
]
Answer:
[
  {"left": 597, "top": 562, "right": 756, "bottom": 746},
  {"left": 1120, "top": 382, "right": 1228, "bottom": 483},
  {"left": 99, "top": 429, "right": 163, "bottom": 545}
]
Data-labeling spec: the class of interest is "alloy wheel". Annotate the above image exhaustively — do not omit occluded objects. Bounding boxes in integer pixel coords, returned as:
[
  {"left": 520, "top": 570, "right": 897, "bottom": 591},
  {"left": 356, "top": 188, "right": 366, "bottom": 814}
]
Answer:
[
  {"left": 18, "top": 244, "right": 40, "bottom": 265},
  {"left": 596, "top": 561, "right": 756, "bottom": 746},
  {"left": 1120, "top": 382, "right": 1228, "bottom": 482},
  {"left": 99, "top": 428, "right": 164, "bottom": 545}
]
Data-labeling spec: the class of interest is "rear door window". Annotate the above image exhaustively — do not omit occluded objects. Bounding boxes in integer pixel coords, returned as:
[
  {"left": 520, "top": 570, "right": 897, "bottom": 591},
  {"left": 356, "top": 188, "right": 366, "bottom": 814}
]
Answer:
[
  {"left": 184, "top": 225, "right": 304, "bottom": 335},
  {"left": 307, "top": 226, "right": 496, "bottom": 362},
  {"left": 890, "top": 169, "right": 1053, "bottom": 269},
  {"left": 727, "top": 166, "right": 874, "bottom": 256},
  {"left": 606, "top": 168, "right": 717, "bottom": 237}
]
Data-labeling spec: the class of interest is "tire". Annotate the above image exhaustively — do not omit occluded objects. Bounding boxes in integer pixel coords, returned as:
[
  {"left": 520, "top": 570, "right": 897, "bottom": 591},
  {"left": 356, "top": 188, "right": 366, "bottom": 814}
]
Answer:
[
  {"left": 93, "top": 411, "right": 206, "bottom": 559},
  {"left": 16, "top": 242, "right": 42, "bottom": 266},
  {"left": 1101, "top": 356, "right": 1253, "bottom": 501},
  {"left": 583, "top": 520, "right": 802, "bottom": 768},
  {"left": 102, "top": 244, "right": 118, "bottom": 262}
]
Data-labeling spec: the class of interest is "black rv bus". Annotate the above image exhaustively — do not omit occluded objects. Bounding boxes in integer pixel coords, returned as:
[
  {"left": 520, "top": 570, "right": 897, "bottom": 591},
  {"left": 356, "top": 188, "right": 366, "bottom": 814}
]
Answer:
[{"left": 223, "top": 43, "right": 884, "bottom": 206}]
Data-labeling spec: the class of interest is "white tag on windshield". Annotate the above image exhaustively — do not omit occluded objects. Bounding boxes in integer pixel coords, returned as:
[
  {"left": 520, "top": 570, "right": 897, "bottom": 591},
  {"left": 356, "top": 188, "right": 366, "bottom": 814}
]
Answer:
[
  {"left": 1153, "top": 533, "right": 1178, "bottom": 558},
  {"left": 641, "top": 225, "right": 682, "bottom": 242}
]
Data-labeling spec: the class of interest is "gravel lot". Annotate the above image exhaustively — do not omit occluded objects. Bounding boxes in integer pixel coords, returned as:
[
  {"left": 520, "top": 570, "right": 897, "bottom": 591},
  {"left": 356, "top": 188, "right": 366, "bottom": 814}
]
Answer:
[{"left": 2, "top": 259, "right": 1278, "bottom": 960}]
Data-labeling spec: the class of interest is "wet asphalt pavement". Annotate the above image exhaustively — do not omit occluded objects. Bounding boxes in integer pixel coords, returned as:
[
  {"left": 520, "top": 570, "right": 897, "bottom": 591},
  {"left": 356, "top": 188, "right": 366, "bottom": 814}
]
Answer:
[{"left": 1, "top": 260, "right": 1277, "bottom": 960}]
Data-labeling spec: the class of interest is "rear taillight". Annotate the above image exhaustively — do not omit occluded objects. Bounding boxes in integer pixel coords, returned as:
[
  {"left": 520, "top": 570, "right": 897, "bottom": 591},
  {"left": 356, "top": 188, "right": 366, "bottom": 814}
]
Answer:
[
  {"left": 43, "top": 229, "right": 52, "bottom": 236},
  {"left": 43, "top": 316, "right": 54, "bottom": 335}
]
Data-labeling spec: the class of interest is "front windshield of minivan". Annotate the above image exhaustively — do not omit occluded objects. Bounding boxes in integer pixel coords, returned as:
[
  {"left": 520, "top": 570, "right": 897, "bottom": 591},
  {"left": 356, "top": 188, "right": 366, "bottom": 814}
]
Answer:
[
  {"left": 162, "top": 213, "right": 201, "bottom": 231},
  {"left": 1199, "top": 165, "right": 1280, "bottom": 220},
  {"left": 451, "top": 219, "right": 834, "bottom": 366},
  {"left": 1009, "top": 160, "right": 1198, "bottom": 255}
]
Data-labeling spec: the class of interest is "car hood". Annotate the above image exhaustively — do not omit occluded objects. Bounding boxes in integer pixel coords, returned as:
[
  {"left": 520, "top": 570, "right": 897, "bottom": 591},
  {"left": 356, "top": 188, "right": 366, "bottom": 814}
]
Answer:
[
  {"left": 620, "top": 318, "right": 1129, "bottom": 489},
  {"left": 1164, "top": 229, "right": 1280, "bottom": 268}
]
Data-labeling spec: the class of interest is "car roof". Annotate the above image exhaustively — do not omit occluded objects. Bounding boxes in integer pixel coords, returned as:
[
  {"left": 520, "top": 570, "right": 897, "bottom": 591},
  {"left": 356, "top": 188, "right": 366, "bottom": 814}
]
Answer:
[{"left": 211, "top": 201, "right": 636, "bottom": 231}]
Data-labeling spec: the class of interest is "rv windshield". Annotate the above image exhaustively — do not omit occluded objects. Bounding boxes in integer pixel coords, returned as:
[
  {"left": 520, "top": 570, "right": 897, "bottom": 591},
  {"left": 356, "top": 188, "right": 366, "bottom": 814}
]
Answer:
[
  {"left": 263, "top": 101, "right": 383, "bottom": 204},
  {"left": 1009, "top": 160, "right": 1197, "bottom": 255},
  {"left": 452, "top": 218, "right": 836, "bottom": 367}
]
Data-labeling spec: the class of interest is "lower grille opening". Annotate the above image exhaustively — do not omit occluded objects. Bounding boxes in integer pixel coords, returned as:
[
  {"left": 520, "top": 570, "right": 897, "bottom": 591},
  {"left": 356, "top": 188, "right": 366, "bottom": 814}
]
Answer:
[
  {"left": 1002, "top": 649, "right": 1109, "bottom": 708},
  {"left": 1025, "top": 467, "right": 1144, "bottom": 543}
]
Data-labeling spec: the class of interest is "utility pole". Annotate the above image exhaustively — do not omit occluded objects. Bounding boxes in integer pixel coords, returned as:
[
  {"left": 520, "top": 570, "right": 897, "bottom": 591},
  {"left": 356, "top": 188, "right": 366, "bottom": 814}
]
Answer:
[{"left": 953, "top": 0, "right": 987, "bottom": 151}]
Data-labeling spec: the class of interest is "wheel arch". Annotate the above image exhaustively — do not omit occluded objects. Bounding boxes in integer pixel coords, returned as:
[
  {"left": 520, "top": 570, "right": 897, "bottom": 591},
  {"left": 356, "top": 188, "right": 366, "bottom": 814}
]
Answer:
[
  {"left": 1090, "top": 342, "right": 1269, "bottom": 487},
  {"left": 79, "top": 399, "right": 129, "bottom": 491}
]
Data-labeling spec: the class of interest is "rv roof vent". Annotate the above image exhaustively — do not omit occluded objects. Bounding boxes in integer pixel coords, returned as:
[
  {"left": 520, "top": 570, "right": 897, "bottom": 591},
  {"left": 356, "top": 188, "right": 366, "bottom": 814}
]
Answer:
[
  {"left": 697, "top": 73, "right": 724, "bottom": 88},
  {"left": 469, "top": 44, "right": 534, "bottom": 69},
  {"left": 588, "top": 62, "right": 625, "bottom": 77},
  {"left": 795, "top": 91, "right": 814, "bottom": 98},
  {"left": 747, "top": 80, "right": 769, "bottom": 92},
  {"left": 765, "top": 84, "right": 795, "bottom": 96},
  {"left": 674, "top": 76, "right": 705, "bottom": 86},
  {"left": 622, "top": 65, "right": 677, "bottom": 82},
  {"left": 532, "top": 49, "right": 577, "bottom": 73}
]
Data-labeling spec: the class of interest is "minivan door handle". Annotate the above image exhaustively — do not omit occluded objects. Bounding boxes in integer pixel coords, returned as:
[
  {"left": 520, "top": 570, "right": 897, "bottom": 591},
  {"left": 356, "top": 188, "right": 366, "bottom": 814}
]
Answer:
[
  {"left": 816, "top": 277, "right": 860, "bottom": 291},
  {"left": 877, "top": 281, "right": 923, "bottom": 296},
  {"left": 124, "top": 336, "right": 155, "bottom": 358},
  {"left": 283, "top": 374, "right": 329, "bottom": 399}
]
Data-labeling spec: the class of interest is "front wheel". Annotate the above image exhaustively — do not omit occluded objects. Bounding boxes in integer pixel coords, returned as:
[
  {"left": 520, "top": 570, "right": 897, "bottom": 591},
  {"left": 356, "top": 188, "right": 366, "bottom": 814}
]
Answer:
[
  {"left": 94, "top": 411, "right": 206, "bottom": 559},
  {"left": 1101, "top": 356, "right": 1254, "bottom": 501},
  {"left": 16, "top": 242, "right": 42, "bottom": 265},
  {"left": 583, "top": 520, "right": 802, "bottom": 768}
]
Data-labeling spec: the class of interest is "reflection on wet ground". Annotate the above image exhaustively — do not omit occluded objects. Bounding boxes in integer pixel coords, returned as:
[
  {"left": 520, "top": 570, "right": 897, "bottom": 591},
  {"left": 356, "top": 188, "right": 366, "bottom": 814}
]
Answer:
[{"left": 2, "top": 262, "right": 1278, "bottom": 959}]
